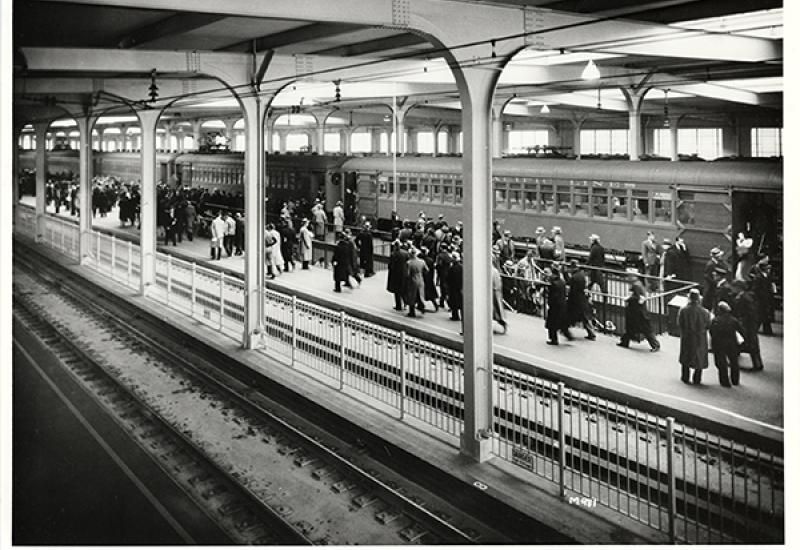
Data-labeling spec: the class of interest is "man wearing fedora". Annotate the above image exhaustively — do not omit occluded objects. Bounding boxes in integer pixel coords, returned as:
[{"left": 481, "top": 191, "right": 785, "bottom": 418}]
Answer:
[
  {"left": 678, "top": 288, "right": 711, "bottom": 384},
  {"left": 702, "top": 247, "right": 729, "bottom": 311},
  {"left": 586, "top": 233, "right": 606, "bottom": 293}
]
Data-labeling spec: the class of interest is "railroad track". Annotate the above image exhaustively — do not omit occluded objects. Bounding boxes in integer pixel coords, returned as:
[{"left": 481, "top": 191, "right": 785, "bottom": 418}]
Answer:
[
  {"left": 12, "top": 253, "right": 512, "bottom": 545},
  {"left": 13, "top": 238, "right": 783, "bottom": 543}
]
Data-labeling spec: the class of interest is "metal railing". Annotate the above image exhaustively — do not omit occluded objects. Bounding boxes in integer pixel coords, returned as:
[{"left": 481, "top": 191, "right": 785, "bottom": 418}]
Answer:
[
  {"left": 14, "top": 202, "right": 782, "bottom": 543},
  {"left": 492, "top": 366, "right": 783, "bottom": 543},
  {"left": 43, "top": 215, "right": 80, "bottom": 261}
]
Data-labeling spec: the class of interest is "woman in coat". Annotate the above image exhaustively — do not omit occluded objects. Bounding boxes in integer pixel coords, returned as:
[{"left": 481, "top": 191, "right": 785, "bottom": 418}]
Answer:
[
  {"left": 404, "top": 247, "right": 427, "bottom": 317},
  {"left": 446, "top": 252, "right": 463, "bottom": 322},
  {"left": 298, "top": 219, "right": 314, "bottom": 269},
  {"left": 618, "top": 274, "right": 660, "bottom": 352},
  {"left": 492, "top": 264, "right": 507, "bottom": 333},
  {"left": 678, "top": 288, "right": 711, "bottom": 384}
]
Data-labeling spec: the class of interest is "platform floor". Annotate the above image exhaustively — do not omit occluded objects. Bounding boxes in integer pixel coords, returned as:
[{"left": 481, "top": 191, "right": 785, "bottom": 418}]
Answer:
[{"left": 22, "top": 197, "right": 784, "bottom": 435}]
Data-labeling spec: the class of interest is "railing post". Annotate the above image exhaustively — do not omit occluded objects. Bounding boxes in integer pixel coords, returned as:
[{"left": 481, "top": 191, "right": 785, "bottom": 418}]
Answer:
[
  {"left": 127, "top": 240, "right": 133, "bottom": 286},
  {"left": 339, "top": 310, "right": 346, "bottom": 390},
  {"left": 166, "top": 254, "right": 172, "bottom": 306},
  {"left": 666, "top": 416, "right": 677, "bottom": 543},
  {"left": 291, "top": 295, "right": 297, "bottom": 367},
  {"left": 190, "top": 263, "right": 197, "bottom": 318},
  {"left": 399, "top": 330, "right": 407, "bottom": 419},
  {"left": 558, "top": 381, "right": 567, "bottom": 498},
  {"left": 219, "top": 271, "right": 225, "bottom": 331},
  {"left": 111, "top": 234, "right": 116, "bottom": 278}
]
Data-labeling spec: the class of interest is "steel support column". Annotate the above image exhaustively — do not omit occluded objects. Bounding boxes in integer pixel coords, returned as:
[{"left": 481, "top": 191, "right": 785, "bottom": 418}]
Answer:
[
  {"left": 12, "top": 122, "right": 24, "bottom": 230},
  {"left": 33, "top": 122, "right": 49, "bottom": 243},
  {"left": 138, "top": 109, "right": 160, "bottom": 295},
  {"left": 77, "top": 116, "right": 97, "bottom": 263},
  {"left": 668, "top": 116, "right": 680, "bottom": 161},
  {"left": 456, "top": 66, "right": 499, "bottom": 463},
  {"left": 242, "top": 94, "right": 269, "bottom": 348},
  {"left": 622, "top": 87, "right": 648, "bottom": 161}
]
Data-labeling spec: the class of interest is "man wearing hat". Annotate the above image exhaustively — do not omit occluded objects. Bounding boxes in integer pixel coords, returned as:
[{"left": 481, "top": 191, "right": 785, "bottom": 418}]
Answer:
[
  {"left": 703, "top": 247, "right": 729, "bottom": 310},
  {"left": 312, "top": 200, "right": 327, "bottom": 240},
  {"left": 617, "top": 272, "right": 660, "bottom": 352},
  {"left": 734, "top": 233, "right": 755, "bottom": 283},
  {"left": 750, "top": 256, "right": 776, "bottom": 335},
  {"left": 447, "top": 251, "right": 464, "bottom": 322},
  {"left": 732, "top": 280, "right": 765, "bottom": 371},
  {"left": 641, "top": 231, "right": 661, "bottom": 292},
  {"left": 586, "top": 234, "right": 606, "bottom": 292},
  {"left": 534, "top": 226, "right": 547, "bottom": 247},
  {"left": 545, "top": 267, "right": 572, "bottom": 345},
  {"left": 709, "top": 301, "right": 744, "bottom": 387},
  {"left": 356, "top": 221, "right": 376, "bottom": 277},
  {"left": 677, "top": 288, "right": 711, "bottom": 384},
  {"left": 566, "top": 260, "right": 596, "bottom": 340},
  {"left": 496, "top": 229, "right": 516, "bottom": 265},
  {"left": 298, "top": 218, "right": 314, "bottom": 269}
]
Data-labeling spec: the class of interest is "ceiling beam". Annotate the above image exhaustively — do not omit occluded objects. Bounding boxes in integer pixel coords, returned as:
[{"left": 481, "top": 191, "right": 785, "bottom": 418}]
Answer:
[
  {"left": 218, "top": 22, "right": 363, "bottom": 53},
  {"left": 311, "top": 33, "right": 427, "bottom": 57},
  {"left": 113, "top": 13, "right": 227, "bottom": 49}
]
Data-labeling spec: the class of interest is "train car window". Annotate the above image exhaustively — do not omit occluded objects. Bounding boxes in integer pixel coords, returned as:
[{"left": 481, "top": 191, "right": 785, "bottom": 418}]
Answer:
[
  {"left": 509, "top": 182, "right": 523, "bottom": 210},
  {"left": 556, "top": 183, "right": 571, "bottom": 215},
  {"left": 524, "top": 180, "right": 537, "bottom": 211},
  {"left": 399, "top": 176, "right": 408, "bottom": 199},
  {"left": 677, "top": 190, "right": 730, "bottom": 228},
  {"left": 408, "top": 177, "right": 418, "bottom": 201},
  {"left": 652, "top": 191, "right": 673, "bottom": 225},
  {"left": 495, "top": 180, "right": 508, "bottom": 209},
  {"left": 610, "top": 187, "right": 629, "bottom": 220},
  {"left": 539, "top": 181, "right": 554, "bottom": 213},
  {"left": 442, "top": 178, "right": 454, "bottom": 203},
  {"left": 632, "top": 189, "right": 649, "bottom": 222},
  {"left": 574, "top": 183, "right": 589, "bottom": 217},
  {"left": 455, "top": 184, "right": 463, "bottom": 204},
  {"left": 431, "top": 178, "right": 441, "bottom": 203}
]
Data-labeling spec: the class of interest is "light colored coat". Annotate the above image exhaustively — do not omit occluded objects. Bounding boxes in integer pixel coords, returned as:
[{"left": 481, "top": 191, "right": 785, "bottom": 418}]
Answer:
[
  {"left": 299, "top": 225, "right": 314, "bottom": 262},
  {"left": 211, "top": 216, "right": 227, "bottom": 246}
]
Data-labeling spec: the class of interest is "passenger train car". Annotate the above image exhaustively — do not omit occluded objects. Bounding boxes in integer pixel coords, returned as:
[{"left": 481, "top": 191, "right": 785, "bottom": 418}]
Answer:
[{"left": 19, "top": 149, "right": 782, "bottom": 276}]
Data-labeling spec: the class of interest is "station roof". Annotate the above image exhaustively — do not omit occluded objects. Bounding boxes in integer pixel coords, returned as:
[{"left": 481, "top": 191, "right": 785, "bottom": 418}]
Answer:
[{"left": 12, "top": 0, "right": 783, "bottom": 128}]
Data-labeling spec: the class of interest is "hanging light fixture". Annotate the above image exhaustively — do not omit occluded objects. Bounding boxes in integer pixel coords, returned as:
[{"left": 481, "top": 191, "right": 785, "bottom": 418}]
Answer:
[
  {"left": 663, "top": 89, "right": 670, "bottom": 128},
  {"left": 581, "top": 59, "right": 600, "bottom": 80},
  {"left": 540, "top": 104, "right": 550, "bottom": 114}
]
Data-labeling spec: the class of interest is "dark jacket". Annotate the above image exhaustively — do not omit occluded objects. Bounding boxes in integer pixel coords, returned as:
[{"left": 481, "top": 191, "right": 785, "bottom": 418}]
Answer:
[
  {"left": 422, "top": 255, "right": 438, "bottom": 302},
  {"left": 545, "top": 277, "right": 568, "bottom": 330},
  {"left": 624, "top": 280, "right": 653, "bottom": 337},
  {"left": 447, "top": 262, "right": 463, "bottom": 310},
  {"left": 387, "top": 247, "right": 409, "bottom": 295},
  {"left": 678, "top": 301, "right": 711, "bottom": 369},
  {"left": 356, "top": 229, "right": 374, "bottom": 271},
  {"left": 710, "top": 311, "right": 744, "bottom": 356},
  {"left": 566, "top": 269, "right": 592, "bottom": 323},
  {"left": 587, "top": 242, "right": 605, "bottom": 267},
  {"left": 332, "top": 239, "right": 353, "bottom": 282}
]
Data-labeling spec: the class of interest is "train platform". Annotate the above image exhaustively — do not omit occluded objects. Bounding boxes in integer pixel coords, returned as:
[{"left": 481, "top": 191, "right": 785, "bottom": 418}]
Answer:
[{"left": 20, "top": 197, "right": 784, "bottom": 438}]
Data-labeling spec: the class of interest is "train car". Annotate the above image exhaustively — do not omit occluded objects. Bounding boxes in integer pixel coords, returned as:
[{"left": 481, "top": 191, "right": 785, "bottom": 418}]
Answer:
[
  {"left": 337, "top": 156, "right": 782, "bottom": 275},
  {"left": 17, "top": 149, "right": 782, "bottom": 278}
]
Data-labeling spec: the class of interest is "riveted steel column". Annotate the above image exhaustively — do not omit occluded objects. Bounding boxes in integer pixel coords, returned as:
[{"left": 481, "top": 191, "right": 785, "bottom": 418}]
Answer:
[
  {"left": 33, "top": 122, "right": 49, "bottom": 243},
  {"left": 77, "top": 116, "right": 97, "bottom": 264},
  {"left": 242, "top": 94, "right": 269, "bottom": 349},
  {"left": 456, "top": 65, "right": 500, "bottom": 463},
  {"left": 137, "top": 109, "right": 160, "bottom": 295}
]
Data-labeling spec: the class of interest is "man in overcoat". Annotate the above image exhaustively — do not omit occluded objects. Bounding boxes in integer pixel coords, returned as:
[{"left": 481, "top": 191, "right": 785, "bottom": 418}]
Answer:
[
  {"left": 617, "top": 272, "right": 660, "bottom": 351},
  {"left": 387, "top": 241, "right": 409, "bottom": 310},
  {"left": 356, "top": 222, "right": 375, "bottom": 277},
  {"left": 678, "top": 288, "right": 711, "bottom": 384},
  {"left": 404, "top": 247, "right": 428, "bottom": 317},
  {"left": 447, "top": 252, "right": 463, "bottom": 322},
  {"left": 332, "top": 232, "right": 353, "bottom": 293},
  {"left": 732, "top": 281, "right": 765, "bottom": 371},
  {"left": 298, "top": 218, "right": 313, "bottom": 269},
  {"left": 566, "top": 260, "right": 596, "bottom": 340},
  {"left": 545, "top": 268, "right": 572, "bottom": 345}
]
